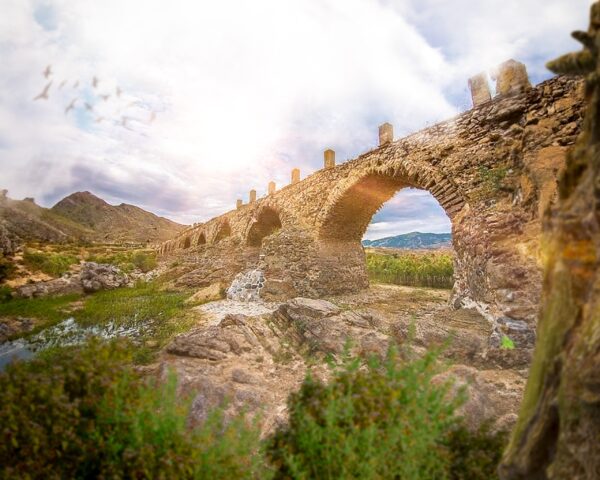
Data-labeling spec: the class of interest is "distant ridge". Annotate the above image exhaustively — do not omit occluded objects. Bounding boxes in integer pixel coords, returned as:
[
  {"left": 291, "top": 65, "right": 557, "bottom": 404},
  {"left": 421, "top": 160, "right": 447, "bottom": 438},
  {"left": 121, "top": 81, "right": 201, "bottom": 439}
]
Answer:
[
  {"left": 0, "top": 190, "right": 186, "bottom": 245},
  {"left": 362, "top": 232, "right": 452, "bottom": 249}
]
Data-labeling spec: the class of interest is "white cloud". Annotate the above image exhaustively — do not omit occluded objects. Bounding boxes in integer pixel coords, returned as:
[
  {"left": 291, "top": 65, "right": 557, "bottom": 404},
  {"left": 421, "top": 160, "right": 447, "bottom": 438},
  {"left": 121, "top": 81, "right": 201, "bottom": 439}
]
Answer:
[{"left": 0, "top": 0, "right": 592, "bottom": 227}]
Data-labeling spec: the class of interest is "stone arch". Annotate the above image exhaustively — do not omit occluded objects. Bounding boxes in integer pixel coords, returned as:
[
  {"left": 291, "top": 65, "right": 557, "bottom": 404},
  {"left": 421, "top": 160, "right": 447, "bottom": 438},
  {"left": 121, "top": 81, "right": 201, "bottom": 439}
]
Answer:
[
  {"left": 318, "top": 163, "right": 464, "bottom": 241},
  {"left": 182, "top": 236, "right": 191, "bottom": 249},
  {"left": 196, "top": 232, "right": 206, "bottom": 245},
  {"left": 214, "top": 220, "right": 231, "bottom": 244},
  {"left": 247, "top": 206, "right": 282, "bottom": 247}
]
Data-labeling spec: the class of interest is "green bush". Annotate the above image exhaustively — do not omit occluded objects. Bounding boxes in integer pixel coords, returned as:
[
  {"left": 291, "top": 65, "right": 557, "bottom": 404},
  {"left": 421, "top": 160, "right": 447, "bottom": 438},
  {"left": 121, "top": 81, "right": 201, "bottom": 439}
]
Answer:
[
  {"left": 266, "top": 347, "right": 505, "bottom": 479},
  {"left": 131, "top": 250, "right": 158, "bottom": 272},
  {"left": 23, "top": 249, "right": 78, "bottom": 277},
  {"left": 0, "top": 255, "right": 16, "bottom": 282},
  {"left": 366, "top": 251, "right": 454, "bottom": 289},
  {"left": 87, "top": 249, "right": 157, "bottom": 273},
  {"left": 0, "top": 340, "right": 266, "bottom": 479}
]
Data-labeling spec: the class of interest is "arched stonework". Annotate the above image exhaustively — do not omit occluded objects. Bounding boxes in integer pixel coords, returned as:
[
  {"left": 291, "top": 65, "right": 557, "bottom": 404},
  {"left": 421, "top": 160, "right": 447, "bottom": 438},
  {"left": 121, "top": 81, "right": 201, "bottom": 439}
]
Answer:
[
  {"left": 182, "top": 236, "right": 191, "bottom": 249},
  {"left": 157, "top": 74, "right": 585, "bottom": 341},
  {"left": 213, "top": 221, "right": 231, "bottom": 243},
  {"left": 247, "top": 207, "right": 282, "bottom": 247},
  {"left": 196, "top": 232, "right": 206, "bottom": 245}
]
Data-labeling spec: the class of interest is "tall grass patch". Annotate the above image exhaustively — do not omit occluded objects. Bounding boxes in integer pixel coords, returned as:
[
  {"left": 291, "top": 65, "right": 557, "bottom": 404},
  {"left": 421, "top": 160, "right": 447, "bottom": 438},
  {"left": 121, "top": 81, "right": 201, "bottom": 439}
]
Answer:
[{"left": 366, "top": 249, "right": 454, "bottom": 289}]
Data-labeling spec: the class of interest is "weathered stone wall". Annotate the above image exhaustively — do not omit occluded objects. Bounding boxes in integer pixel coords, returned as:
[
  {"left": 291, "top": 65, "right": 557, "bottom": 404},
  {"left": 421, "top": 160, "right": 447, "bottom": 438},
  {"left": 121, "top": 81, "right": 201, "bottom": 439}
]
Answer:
[{"left": 159, "top": 66, "right": 585, "bottom": 341}]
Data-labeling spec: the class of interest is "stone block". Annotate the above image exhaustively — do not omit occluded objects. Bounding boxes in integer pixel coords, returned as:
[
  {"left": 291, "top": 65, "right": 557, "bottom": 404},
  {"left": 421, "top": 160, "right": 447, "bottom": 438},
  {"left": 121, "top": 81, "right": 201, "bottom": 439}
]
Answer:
[
  {"left": 324, "top": 149, "right": 335, "bottom": 169},
  {"left": 268, "top": 181, "right": 276, "bottom": 195},
  {"left": 492, "top": 59, "right": 531, "bottom": 96},
  {"left": 468, "top": 72, "right": 492, "bottom": 107},
  {"left": 236, "top": 199, "right": 243, "bottom": 209},
  {"left": 379, "top": 123, "right": 393, "bottom": 145},
  {"left": 291, "top": 168, "right": 300, "bottom": 184},
  {"left": 249, "top": 189, "right": 256, "bottom": 203}
]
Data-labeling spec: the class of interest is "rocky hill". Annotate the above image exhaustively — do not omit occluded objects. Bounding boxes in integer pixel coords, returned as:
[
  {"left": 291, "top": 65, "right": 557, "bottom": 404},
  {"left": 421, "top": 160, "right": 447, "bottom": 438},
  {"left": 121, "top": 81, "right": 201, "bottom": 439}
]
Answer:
[
  {"left": 362, "top": 232, "right": 452, "bottom": 249},
  {"left": 0, "top": 190, "right": 185, "bottom": 247}
]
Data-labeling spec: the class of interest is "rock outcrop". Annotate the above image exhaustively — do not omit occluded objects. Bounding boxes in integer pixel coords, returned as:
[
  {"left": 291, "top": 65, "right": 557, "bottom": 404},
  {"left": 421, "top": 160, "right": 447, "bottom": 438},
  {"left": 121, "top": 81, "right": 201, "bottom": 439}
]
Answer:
[
  {"left": 14, "top": 262, "right": 129, "bottom": 298},
  {"left": 161, "top": 288, "right": 527, "bottom": 435},
  {"left": 500, "top": 3, "right": 600, "bottom": 478}
]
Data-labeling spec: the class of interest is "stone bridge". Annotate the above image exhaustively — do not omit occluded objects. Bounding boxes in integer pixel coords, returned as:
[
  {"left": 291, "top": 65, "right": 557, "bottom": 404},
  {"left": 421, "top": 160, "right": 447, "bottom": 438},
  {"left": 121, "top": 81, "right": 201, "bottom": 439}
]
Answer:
[{"left": 159, "top": 60, "right": 585, "bottom": 339}]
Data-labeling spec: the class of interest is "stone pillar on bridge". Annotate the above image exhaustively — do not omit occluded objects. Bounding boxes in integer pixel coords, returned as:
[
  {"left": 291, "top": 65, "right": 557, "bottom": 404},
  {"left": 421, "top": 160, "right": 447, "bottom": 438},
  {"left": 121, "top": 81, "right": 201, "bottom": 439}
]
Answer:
[
  {"left": 291, "top": 168, "right": 300, "bottom": 184},
  {"left": 379, "top": 123, "right": 393, "bottom": 146},
  {"left": 324, "top": 149, "right": 335, "bottom": 169},
  {"left": 492, "top": 59, "right": 531, "bottom": 96},
  {"left": 268, "top": 181, "right": 276, "bottom": 195},
  {"left": 249, "top": 190, "right": 256, "bottom": 203},
  {"left": 468, "top": 72, "right": 491, "bottom": 107},
  {"left": 236, "top": 199, "right": 243, "bottom": 209}
]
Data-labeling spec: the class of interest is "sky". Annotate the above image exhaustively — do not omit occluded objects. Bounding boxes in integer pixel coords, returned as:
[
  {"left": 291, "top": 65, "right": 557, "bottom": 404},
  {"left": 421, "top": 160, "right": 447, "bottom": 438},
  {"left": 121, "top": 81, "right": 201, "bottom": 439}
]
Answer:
[{"left": 0, "top": 0, "right": 593, "bottom": 240}]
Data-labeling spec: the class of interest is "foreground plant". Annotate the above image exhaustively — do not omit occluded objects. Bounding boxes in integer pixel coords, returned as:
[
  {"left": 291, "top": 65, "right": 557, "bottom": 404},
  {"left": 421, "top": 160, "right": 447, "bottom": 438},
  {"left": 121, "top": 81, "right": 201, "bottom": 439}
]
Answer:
[
  {"left": 266, "top": 347, "right": 506, "bottom": 479},
  {"left": 0, "top": 340, "right": 266, "bottom": 479}
]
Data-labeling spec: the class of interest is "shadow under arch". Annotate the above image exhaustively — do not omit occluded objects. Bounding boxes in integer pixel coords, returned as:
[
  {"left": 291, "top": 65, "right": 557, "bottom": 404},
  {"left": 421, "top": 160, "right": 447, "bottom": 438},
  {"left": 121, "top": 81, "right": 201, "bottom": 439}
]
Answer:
[
  {"left": 214, "top": 220, "right": 232, "bottom": 244},
  {"left": 197, "top": 232, "right": 206, "bottom": 245},
  {"left": 182, "top": 236, "right": 191, "bottom": 249},
  {"left": 247, "top": 206, "right": 282, "bottom": 247}
]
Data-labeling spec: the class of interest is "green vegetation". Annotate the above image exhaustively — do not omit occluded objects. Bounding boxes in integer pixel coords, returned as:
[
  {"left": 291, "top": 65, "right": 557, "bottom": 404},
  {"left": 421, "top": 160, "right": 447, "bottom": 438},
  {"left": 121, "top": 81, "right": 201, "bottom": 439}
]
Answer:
[
  {"left": 0, "top": 255, "right": 16, "bottom": 282},
  {"left": 475, "top": 165, "right": 509, "bottom": 199},
  {"left": 0, "top": 293, "right": 81, "bottom": 334},
  {"left": 73, "top": 281, "right": 193, "bottom": 363},
  {"left": 366, "top": 250, "right": 454, "bottom": 289},
  {"left": 500, "top": 335, "right": 515, "bottom": 350},
  {"left": 267, "top": 347, "right": 506, "bottom": 479},
  {"left": 23, "top": 248, "right": 78, "bottom": 277},
  {"left": 87, "top": 249, "right": 157, "bottom": 273},
  {"left": 0, "top": 339, "right": 507, "bottom": 479},
  {"left": 0, "top": 340, "right": 265, "bottom": 479}
]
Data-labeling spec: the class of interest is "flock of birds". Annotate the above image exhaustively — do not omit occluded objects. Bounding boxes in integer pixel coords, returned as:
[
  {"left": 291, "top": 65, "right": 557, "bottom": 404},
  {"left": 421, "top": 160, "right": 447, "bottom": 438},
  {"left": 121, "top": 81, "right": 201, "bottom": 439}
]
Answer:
[{"left": 33, "top": 64, "right": 157, "bottom": 129}]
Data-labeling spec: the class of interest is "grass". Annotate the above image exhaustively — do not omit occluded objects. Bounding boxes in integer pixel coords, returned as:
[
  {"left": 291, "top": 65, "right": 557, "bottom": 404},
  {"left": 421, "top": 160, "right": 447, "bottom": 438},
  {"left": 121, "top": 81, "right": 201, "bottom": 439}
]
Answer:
[
  {"left": 87, "top": 249, "right": 157, "bottom": 273},
  {"left": 366, "top": 250, "right": 454, "bottom": 289},
  {"left": 0, "top": 293, "right": 82, "bottom": 337},
  {"left": 22, "top": 248, "right": 79, "bottom": 277}
]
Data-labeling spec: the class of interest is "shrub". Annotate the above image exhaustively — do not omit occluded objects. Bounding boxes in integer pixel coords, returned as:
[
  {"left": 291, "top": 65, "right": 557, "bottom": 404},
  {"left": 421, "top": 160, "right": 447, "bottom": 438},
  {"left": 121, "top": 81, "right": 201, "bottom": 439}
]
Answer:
[
  {"left": 0, "top": 340, "right": 266, "bottom": 479},
  {"left": 23, "top": 249, "right": 78, "bottom": 277},
  {"left": 131, "top": 250, "right": 158, "bottom": 272},
  {"left": 266, "top": 347, "right": 506, "bottom": 479},
  {"left": 0, "top": 255, "right": 16, "bottom": 282}
]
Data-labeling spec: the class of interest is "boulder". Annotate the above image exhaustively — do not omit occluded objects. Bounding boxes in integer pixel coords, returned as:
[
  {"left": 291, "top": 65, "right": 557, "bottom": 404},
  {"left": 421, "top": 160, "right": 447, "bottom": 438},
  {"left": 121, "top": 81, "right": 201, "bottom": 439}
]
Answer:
[
  {"left": 185, "top": 283, "right": 224, "bottom": 304},
  {"left": 80, "top": 262, "right": 129, "bottom": 292}
]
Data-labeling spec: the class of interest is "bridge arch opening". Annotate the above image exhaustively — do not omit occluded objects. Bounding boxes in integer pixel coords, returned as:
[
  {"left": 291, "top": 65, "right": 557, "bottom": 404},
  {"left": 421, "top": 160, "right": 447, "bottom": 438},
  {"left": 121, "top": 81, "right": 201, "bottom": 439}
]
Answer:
[
  {"left": 197, "top": 233, "right": 207, "bottom": 245},
  {"left": 183, "top": 236, "right": 191, "bottom": 249},
  {"left": 247, "top": 207, "right": 282, "bottom": 247},
  {"left": 317, "top": 172, "right": 459, "bottom": 294},
  {"left": 214, "top": 221, "right": 231, "bottom": 243}
]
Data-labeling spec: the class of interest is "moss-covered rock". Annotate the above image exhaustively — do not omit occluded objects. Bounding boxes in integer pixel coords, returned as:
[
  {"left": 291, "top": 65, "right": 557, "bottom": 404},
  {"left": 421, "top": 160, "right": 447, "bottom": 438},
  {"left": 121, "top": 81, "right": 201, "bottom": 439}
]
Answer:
[{"left": 500, "top": 2, "right": 600, "bottom": 478}]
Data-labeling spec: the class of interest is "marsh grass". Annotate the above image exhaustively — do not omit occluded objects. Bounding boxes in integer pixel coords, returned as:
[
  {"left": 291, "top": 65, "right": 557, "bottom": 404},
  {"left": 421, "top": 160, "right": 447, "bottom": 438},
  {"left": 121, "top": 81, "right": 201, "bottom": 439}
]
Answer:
[{"left": 366, "top": 250, "right": 454, "bottom": 289}]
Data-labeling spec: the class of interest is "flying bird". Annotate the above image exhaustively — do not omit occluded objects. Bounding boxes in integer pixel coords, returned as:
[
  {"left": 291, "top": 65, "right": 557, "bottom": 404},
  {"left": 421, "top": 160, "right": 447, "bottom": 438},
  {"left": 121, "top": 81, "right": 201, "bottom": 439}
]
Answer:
[
  {"left": 33, "top": 81, "right": 52, "bottom": 100},
  {"left": 92, "top": 76, "right": 99, "bottom": 88},
  {"left": 65, "top": 98, "right": 77, "bottom": 114},
  {"left": 115, "top": 86, "right": 122, "bottom": 97},
  {"left": 100, "top": 94, "right": 110, "bottom": 102},
  {"left": 59, "top": 79, "right": 67, "bottom": 89},
  {"left": 84, "top": 102, "right": 94, "bottom": 111},
  {"left": 43, "top": 65, "right": 52, "bottom": 78}
]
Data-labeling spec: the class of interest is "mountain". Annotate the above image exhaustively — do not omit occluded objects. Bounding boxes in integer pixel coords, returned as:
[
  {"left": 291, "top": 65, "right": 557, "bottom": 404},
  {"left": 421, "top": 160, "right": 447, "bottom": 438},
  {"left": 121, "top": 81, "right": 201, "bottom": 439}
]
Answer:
[
  {"left": 362, "top": 232, "right": 452, "bottom": 249},
  {"left": 0, "top": 190, "right": 186, "bottom": 246}
]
